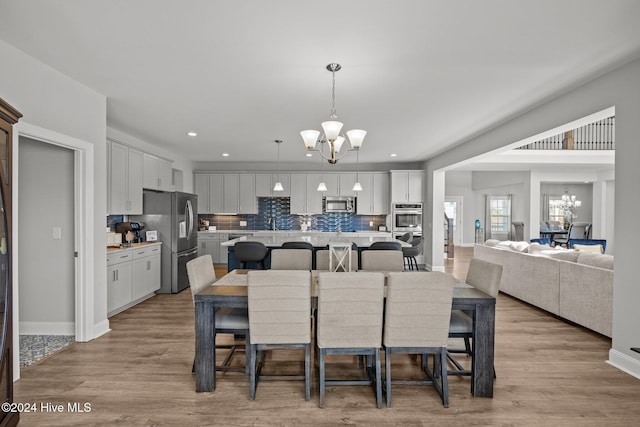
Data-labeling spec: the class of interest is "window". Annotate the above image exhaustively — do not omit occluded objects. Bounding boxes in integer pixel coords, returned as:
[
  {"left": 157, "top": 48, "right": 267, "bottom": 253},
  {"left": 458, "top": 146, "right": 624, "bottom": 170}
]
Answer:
[
  {"left": 548, "top": 197, "right": 565, "bottom": 223},
  {"left": 489, "top": 196, "right": 511, "bottom": 233}
]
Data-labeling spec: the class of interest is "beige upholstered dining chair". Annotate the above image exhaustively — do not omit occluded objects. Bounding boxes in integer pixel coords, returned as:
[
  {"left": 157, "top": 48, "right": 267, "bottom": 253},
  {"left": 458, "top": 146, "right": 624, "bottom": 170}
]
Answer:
[
  {"left": 384, "top": 272, "right": 454, "bottom": 407},
  {"left": 247, "top": 270, "right": 312, "bottom": 400},
  {"left": 360, "top": 250, "right": 404, "bottom": 272},
  {"left": 315, "top": 249, "right": 359, "bottom": 271},
  {"left": 316, "top": 272, "right": 385, "bottom": 408},
  {"left": 270, "top": 248, "right": 313, "bottom": 270},
  {"left": 186, "top": 254, "right": 249, "bottom": 373},
  {"left": 448, "top": 258, "right": 502, "bottom": 391}
]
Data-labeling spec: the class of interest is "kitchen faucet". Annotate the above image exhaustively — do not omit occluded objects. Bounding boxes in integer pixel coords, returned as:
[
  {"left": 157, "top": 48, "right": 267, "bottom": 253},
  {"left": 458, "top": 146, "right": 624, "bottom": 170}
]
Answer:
[{"left": 268, "top": 216, "right": 277, "bottom": 231}]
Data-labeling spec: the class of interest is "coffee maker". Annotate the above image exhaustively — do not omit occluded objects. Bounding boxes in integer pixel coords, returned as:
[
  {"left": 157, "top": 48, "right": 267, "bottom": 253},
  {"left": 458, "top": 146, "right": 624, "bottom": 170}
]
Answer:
[{"left": 115, "top": 222, "right": 145, "bottom": 244}]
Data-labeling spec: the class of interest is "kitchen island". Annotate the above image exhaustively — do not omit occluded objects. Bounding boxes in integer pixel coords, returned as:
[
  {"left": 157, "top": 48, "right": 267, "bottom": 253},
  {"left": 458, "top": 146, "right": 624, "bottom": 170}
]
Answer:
[{"left": 221, "top": 231, "right": 408, "bottom": 271}]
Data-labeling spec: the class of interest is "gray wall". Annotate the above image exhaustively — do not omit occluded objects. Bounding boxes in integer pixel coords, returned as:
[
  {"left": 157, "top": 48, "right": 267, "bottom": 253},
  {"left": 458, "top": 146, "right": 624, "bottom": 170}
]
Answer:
[
  {"left": 18, "top": 137, "right": 75, "bottom": 330},
  {"left": 0, "top": 38, "right": 109, "bottom": 336},
  {"left": 427, "top": 56, "right": 640, "bottom": 375}
]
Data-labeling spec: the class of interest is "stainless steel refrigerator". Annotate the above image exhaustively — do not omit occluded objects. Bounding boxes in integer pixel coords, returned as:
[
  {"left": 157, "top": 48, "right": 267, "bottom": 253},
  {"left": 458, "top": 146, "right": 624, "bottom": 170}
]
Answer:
[{"left": 132, "top": 190, "right": 198, "bottom": 293}]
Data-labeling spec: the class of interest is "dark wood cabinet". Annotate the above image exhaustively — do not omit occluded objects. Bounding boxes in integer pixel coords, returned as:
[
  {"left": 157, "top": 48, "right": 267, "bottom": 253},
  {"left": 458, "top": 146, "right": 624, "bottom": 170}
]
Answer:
[{"left": 0, "top": 97, "right": 21, "bottom": 427}]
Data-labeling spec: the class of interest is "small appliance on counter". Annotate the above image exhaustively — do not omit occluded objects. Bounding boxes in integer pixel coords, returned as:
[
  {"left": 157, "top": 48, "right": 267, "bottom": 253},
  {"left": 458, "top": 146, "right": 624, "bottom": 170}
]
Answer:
[
  {"left": 115, "top": 222, "right": 145, "bottom": 244},
  {"left": 107, "top": 231, "right": 122, "bottom": 247},
  {"left": 199, "top": 219, "right": 209, "bottom": 231}
]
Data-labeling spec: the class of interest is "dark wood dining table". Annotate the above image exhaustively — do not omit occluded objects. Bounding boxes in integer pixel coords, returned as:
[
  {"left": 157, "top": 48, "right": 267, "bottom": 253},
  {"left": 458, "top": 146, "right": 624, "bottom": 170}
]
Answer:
[
  {"left": 194, "top": 270, "right": 497, "bottom": 397},
  {"left": 539, "top": 228, "right": 568, "bottom": 242}
]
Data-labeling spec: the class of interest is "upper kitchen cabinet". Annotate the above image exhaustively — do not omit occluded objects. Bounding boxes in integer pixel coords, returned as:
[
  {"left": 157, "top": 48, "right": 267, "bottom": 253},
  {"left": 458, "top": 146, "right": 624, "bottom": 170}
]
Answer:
[
  {"left": 194, "top": 172, "right": 256, "bottom": 214},
  {"left": 290, "top": 173, "right": 323, "bottom": 214},
  {"left": 356, "top": 172, "right": 389, "bottom": 214},
  {"left": 255, "top": 173, "right": 290, "bottom": 197},
  {"left": 391, "top": 170, "right": 424, "bottom": 203},
  {"left": 107, "top": 140, "right": 143, "bottom": 214},
  {"left": 320, "top": 173, "right": 357, "bottom": 196},
  {"left": 143, "top": 153, "right": 173, "bottom": 191}
]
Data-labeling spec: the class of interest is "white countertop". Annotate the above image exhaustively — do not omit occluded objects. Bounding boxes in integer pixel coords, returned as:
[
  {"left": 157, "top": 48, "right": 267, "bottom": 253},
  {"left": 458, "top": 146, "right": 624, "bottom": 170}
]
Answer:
[{"left": 220, "top": 233, "right": 408, "bottom": 248}]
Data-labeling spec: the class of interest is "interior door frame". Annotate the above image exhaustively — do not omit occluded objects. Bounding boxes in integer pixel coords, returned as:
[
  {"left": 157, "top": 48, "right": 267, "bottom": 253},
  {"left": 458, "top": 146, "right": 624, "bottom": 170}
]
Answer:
[
  {"left": 444, "top": 196, "right": 463, "bottom": 246},
  {"left": 12, "top": 121, "right": 94, "bottom": 379}
]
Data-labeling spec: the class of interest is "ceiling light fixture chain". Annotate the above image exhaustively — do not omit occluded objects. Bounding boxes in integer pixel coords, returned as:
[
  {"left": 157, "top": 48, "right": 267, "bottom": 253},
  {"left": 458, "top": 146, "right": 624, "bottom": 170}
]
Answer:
[{"left": 301, "top": 63, "right": 366, "bottom": 165}]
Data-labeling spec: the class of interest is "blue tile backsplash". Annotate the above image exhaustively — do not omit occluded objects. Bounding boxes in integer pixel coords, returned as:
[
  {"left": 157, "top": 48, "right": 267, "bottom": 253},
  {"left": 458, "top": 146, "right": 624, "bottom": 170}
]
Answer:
[{"left": 198, "top": 197, "right": 387, "bottom": 232}]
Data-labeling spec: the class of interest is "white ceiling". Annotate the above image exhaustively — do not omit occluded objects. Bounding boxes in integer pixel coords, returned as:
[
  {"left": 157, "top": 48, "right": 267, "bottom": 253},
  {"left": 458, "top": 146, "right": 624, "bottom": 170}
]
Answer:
[{"left": 1, "top": 0, "right": 639, "bottom": 166}]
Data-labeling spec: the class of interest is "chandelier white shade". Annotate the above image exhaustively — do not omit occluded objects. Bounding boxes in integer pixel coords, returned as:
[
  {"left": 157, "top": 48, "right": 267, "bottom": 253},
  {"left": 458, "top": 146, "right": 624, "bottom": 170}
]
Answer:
[{"left": 301, "top": 63, "right": 366, "bottom": 164}]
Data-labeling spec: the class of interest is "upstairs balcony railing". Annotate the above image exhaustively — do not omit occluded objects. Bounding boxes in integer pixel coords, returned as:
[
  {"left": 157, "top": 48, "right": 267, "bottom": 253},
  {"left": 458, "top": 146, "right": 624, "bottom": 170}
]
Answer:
[{"left": 517, "top": 116, "right": 615, "bottom": 150}]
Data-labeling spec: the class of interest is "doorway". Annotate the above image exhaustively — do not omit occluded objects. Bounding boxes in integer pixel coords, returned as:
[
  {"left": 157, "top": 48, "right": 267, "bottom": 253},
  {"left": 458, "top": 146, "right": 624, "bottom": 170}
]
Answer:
[
  {"left": 444, "top": 197, "right": 463, "bottom": 246},
  {"left": 18, "top": 137, "right": 75, "bottom": 364}
]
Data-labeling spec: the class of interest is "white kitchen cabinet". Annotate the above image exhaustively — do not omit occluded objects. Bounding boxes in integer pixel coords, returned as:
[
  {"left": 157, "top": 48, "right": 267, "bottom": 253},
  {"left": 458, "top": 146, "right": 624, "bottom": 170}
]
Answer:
[
  {"left": 198, "top": 232, "right": 230, "bottom": 264},
  {"left": 223, "top": 173, "right": 240, "bottom": 213},
  {"left": 355, "top": 172, "right": 389, "bottom": 214},
  {"left": 391, "top": 170, "right": 424, "bottom": 203},
  {"left": 289, "top": 173, "right": 307, "bottom": 214},
  {"left": 305, "top": 174, "right": 324, "bottom": 214},
  {"left": 194, "top": 173, "right": 211, "bottom": 213},
  {"left": 107, "top": 141, "right": 143, "bottom": 214},
  {"left": 143, "top": 153, "right": 173, "bottom": 191},
  {"left": 255, "top": 173, "right": 290, "bottom": 197},
  {"left": 132, "top": 245, "right": 161, "bottom": 300},
  {"left": 196, "top": 173, "right": 256, "bottom": 214},
  {"left": 239, "top": 173, "right": 257, "bottom": 214},
  {"left": 107, "top": 243, "right": 161, "bottom": 317},
  {"left": 338, "top": 173, "right": 357, "bottom": 196},
  {"left": 107, "top": 251, "right": 133, "bottom": 314},
  {"left": 321, "top": 174, "right": 339, "bottom": 196}
]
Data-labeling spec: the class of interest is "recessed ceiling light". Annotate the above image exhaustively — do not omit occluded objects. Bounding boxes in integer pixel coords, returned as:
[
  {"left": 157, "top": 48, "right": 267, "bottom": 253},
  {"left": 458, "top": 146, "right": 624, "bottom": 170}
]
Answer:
[
  {"left": 306, "top": 153, "right": 313, "bottom": 157},
  {"left": 222, "top": 153, "right": 230, "bottom": 157},
  {"left": 186, "top": 131, "right": 197, "bottom": 137},
  {"left": 390, "top": 153, "right": 397, "bottom": 157}
]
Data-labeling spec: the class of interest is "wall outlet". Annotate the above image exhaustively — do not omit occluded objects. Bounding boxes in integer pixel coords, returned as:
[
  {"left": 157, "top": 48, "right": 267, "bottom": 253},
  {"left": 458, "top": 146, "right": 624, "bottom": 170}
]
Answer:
[
  {"left": 369, "top": 221, "right": 374, "bottom": 227},
  {"left": 53, "top": 226, "right": 62, "bottom": 240},
  {"left": 239, "top": 220, "right": 247, "bottom": 227}
]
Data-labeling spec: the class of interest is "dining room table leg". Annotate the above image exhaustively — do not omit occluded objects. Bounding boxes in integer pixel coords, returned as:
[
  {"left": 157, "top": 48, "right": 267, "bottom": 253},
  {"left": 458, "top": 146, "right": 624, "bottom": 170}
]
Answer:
[
  {"left": 472, "top": 302, "right": 495, "bottom": 397},
  {"left": 195, "top": 300, "right": 216, "bottom": 392}
]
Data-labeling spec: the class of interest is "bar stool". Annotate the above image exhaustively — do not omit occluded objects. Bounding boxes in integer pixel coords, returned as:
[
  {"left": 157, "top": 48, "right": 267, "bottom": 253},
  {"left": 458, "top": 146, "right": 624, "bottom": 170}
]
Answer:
[{"left": 234, "top": 241, "right": 269, "bottom": 269}]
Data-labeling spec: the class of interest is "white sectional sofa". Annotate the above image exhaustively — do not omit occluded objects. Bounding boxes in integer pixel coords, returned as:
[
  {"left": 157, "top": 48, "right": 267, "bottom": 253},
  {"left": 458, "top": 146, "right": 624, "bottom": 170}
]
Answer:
[{"left": 474, "top": 241, "right": 613, "bottom": 337}]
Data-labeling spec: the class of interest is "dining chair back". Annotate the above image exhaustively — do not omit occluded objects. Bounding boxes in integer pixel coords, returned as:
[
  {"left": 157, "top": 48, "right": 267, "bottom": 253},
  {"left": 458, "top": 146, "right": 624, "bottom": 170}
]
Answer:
[
  {"left": 316, "top": 272, "right": 385, "bottom": 408},
  {"left": 383, "top": 272, "right": 454, "bottom": 407},
  {"left": 511, "top": 221, "right": 525, "bottom": 241},
  {"left": 247, "top": 270, "right": 311, "bottom": 400},
  {"left": 270, "top": 249, "right": 312, "bottom": 270},
  {"left": 361, "top": 250, "right": 404, "bottom": 272},
  {"left": 448, "top": 258, "right": 502, "bottom": 389},
  {"left": 186, "top": 255, "right": 249, "bottom": 373},
  {"left": 315, "top": 249, "right": 358, "bottom": 271},
  {"left": 398, "top": 232, "right": 413, "bottom": 242}
]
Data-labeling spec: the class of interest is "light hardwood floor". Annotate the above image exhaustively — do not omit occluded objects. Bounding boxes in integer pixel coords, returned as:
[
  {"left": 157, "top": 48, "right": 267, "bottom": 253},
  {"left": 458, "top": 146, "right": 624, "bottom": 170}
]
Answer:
[{"left": 14, "top": 247, "right": 640, "bottom": 426}]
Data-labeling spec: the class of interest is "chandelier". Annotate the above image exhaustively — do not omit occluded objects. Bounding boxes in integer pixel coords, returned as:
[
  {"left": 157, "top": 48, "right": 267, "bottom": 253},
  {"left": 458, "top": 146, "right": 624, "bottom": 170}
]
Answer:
[
  {"left": 551, "top": 188, "right": 582, "bottom": 221},
  {"left": 300, "top": 63, "right": 366, "bottom": 165}
]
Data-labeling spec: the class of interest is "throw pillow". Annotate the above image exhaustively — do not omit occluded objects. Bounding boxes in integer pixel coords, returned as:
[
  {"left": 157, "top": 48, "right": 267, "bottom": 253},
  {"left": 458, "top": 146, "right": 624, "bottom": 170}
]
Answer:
[
  {"left": 484, "top": 239, "right": 500, "bottom": 247},
  {"left": 509, "top": 241, "right": 530, "bottom": 253},
  {"left": 573, "top": 243, "right": 604, "bottom": 254}
]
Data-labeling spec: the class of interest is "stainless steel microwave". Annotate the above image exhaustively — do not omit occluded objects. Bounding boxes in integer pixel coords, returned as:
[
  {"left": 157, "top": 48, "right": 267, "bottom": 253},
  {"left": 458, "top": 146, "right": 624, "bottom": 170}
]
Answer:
[{"left": 323, "top": 196, "right": 356, "bottom": 213}]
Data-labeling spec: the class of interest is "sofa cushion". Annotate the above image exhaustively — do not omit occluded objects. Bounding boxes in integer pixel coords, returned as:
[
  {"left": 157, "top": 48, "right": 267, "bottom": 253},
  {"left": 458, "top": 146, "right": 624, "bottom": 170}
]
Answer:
[
  {"left": 528, "top": 242, "right": 552, "bottom": 255},
  {"left": 548, "top": 251, "right": 581, "bottom": 263},
  {"left": 484, "top": 239, "right": 500, "bottom": 247},
  {"left": 576, "top": 252, "right": 614, "bottom": 270},
  {"left": 509, "top": 241, "right": 530, "bottom": 252},
  {"left": 573, "top": 243, "right": 604, "bottom": 254}
]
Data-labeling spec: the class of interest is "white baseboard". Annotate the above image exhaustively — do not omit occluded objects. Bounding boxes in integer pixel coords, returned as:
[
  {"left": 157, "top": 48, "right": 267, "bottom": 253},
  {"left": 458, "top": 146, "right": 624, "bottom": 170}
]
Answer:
[
  {"left": 20, "top": 321, "right": 75, "bottom": 336},
  {"left": 607, "top": 348, "right": 640, "bottom": 379},
  {"left": 91, "top": 319, "right": 111, "bottom": 341}
]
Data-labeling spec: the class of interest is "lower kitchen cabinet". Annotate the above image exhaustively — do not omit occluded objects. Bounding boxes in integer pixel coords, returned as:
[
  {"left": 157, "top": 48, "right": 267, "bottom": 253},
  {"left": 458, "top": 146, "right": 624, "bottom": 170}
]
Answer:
[
  {"left": 107, "top": 243, "right": 161, "bottom": 317},
  {"left": 198, "top": 232, "right": 229, "bottom": 264}
]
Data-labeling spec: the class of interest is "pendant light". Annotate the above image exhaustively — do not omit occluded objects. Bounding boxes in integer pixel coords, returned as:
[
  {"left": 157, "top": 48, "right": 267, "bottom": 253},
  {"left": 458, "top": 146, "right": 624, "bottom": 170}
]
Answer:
[
  {"left": 352, "top": 148, "right": 363, "bottom": 192},
  {"left": 317, "top": 152, "right": 328, "bottom": 192},
  {"left": 273, "top": 140, "right": 284, "bottom": 192}
]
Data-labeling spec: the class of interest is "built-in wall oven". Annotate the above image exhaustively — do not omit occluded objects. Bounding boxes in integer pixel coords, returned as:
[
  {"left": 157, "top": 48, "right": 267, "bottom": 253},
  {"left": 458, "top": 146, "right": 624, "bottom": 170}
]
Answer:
[{"left": 392, "top": 203, "right": 423, "bottom": 233}]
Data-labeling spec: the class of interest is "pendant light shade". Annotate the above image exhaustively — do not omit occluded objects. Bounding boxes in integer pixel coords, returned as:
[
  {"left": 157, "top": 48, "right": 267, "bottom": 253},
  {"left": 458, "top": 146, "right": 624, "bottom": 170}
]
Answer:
[
  {"left": 317, "top": 181, "right": 328, "bottom": 192},
  {"left": 352, "top": 181, "right": 363, "bottom": 192},
  {"left": 273, "top": 139, "right": 284, "bottom": 192}
]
